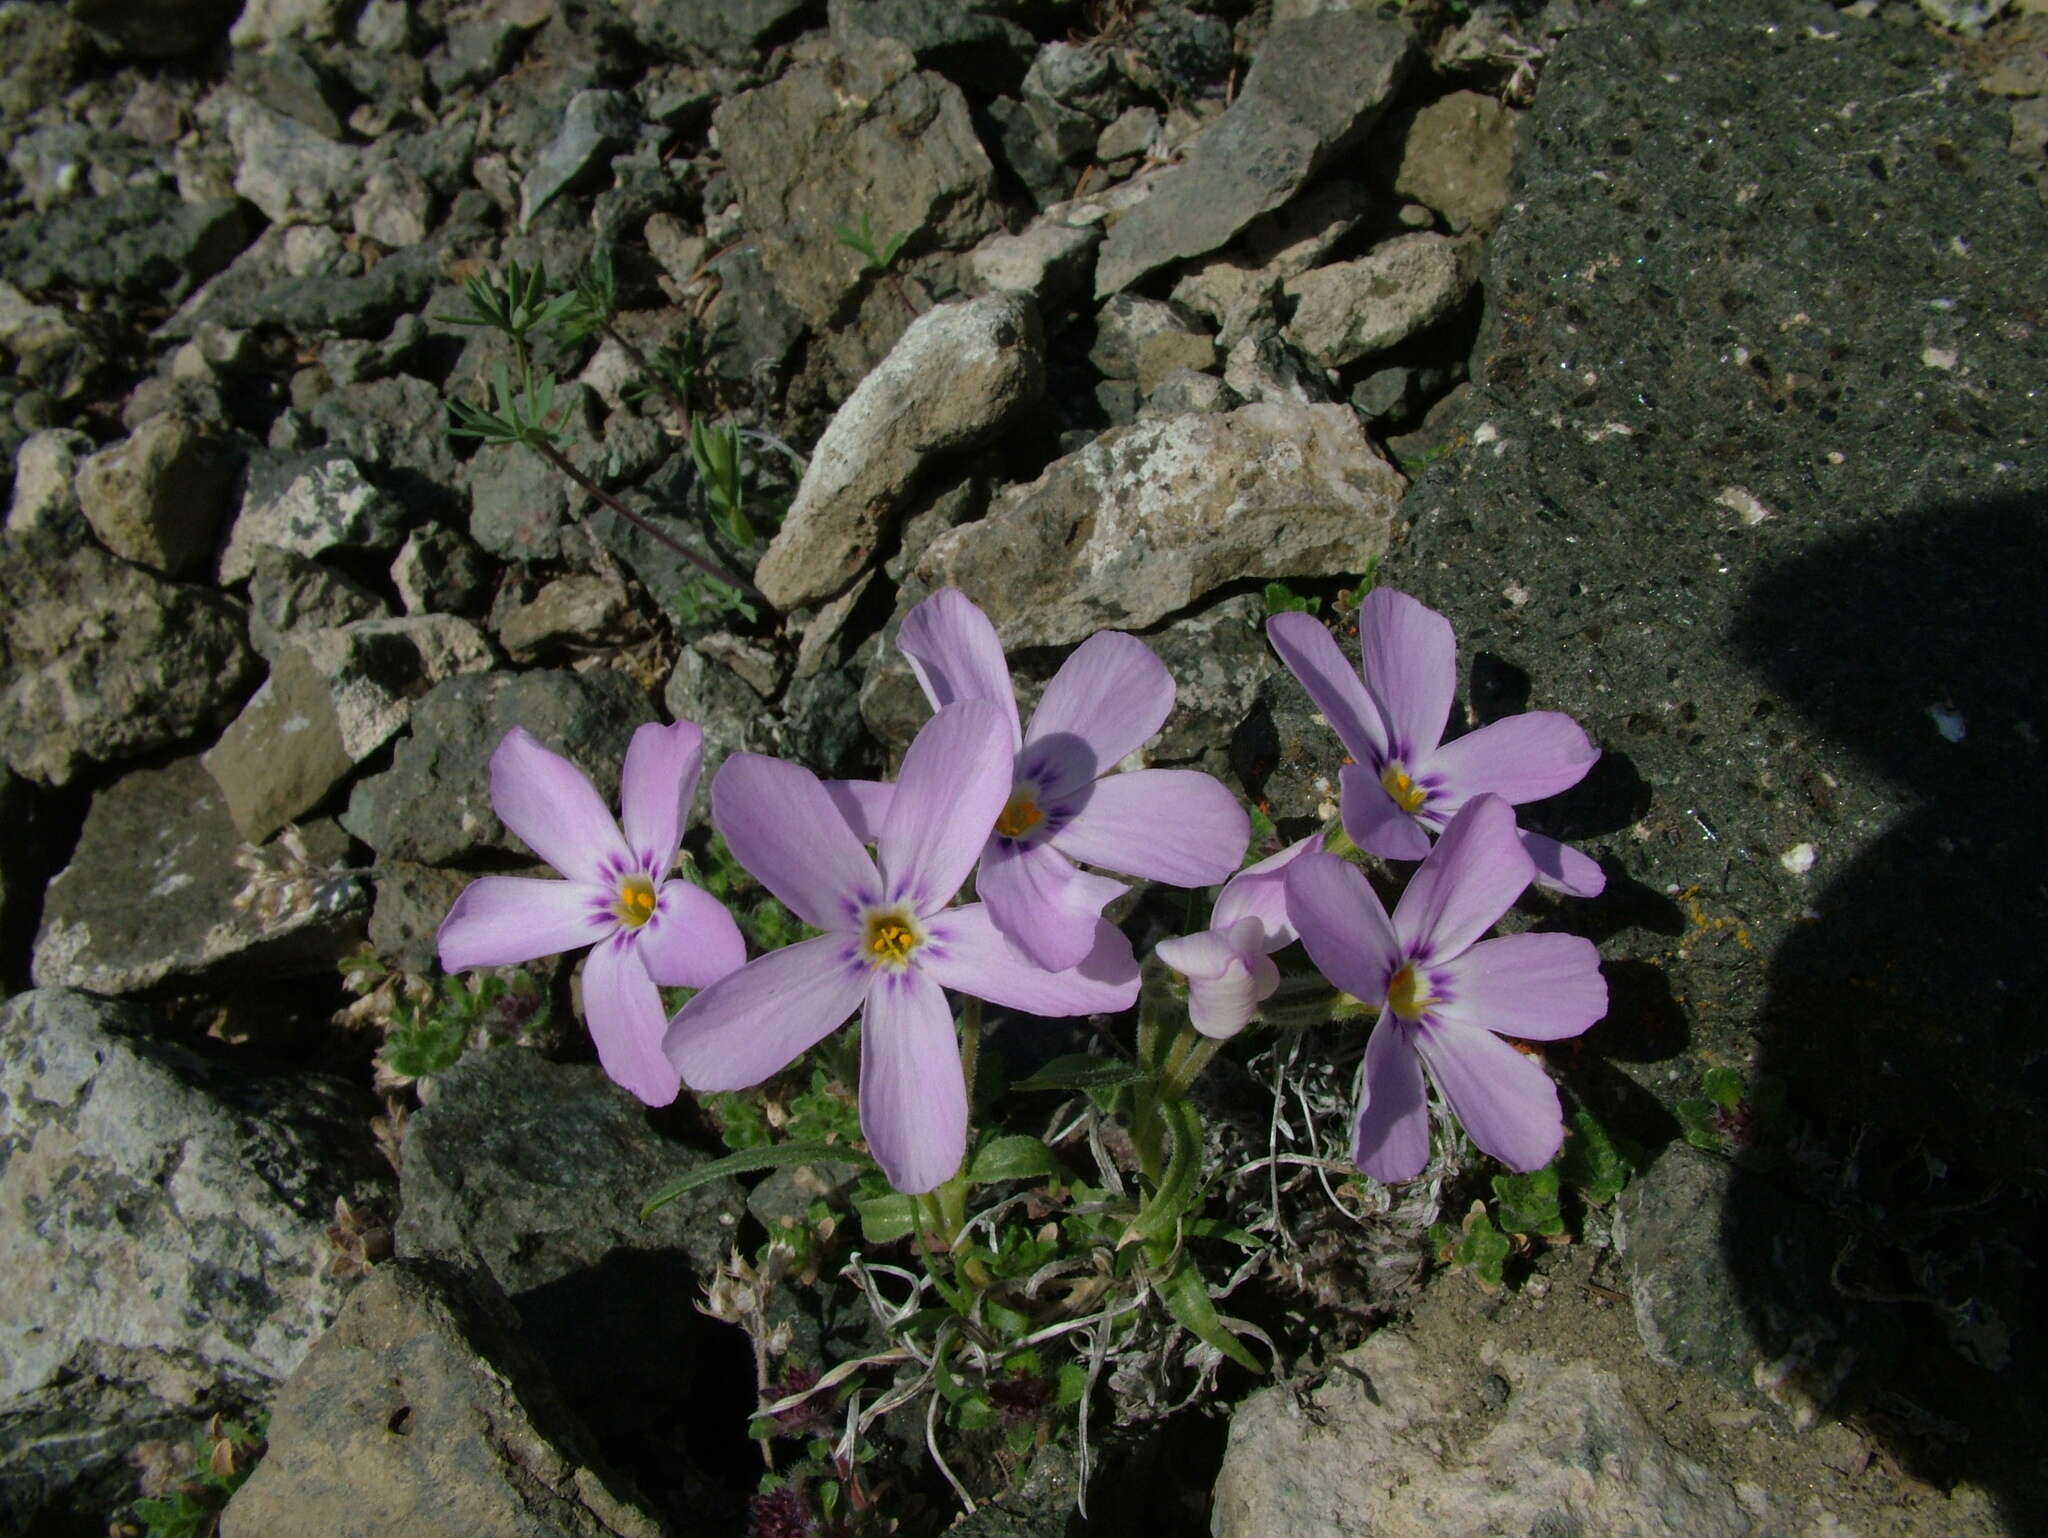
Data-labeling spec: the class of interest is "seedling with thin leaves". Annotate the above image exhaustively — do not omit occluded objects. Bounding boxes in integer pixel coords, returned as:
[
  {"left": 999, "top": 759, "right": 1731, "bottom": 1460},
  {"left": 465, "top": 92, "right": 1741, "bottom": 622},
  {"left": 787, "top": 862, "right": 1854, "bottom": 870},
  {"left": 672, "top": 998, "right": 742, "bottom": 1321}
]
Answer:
[
  {"left": 836, "top": 211, "right": 909, "bottom": 272},
  {"left": 689, "top": 419, "right": 754, "bottom": 549},
  {"left": 1262, "top": 580, "right": 1321, "bottom": 616}
]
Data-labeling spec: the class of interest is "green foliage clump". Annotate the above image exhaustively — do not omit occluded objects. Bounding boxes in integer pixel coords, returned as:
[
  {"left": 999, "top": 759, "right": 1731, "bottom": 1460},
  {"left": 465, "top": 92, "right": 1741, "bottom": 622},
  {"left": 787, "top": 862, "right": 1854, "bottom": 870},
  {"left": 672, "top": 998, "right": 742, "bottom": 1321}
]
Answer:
[
  {"left": 1432, "top": 1108, "right": 1642, "bottom": 1287},
  {"left": 1677, "top": 1066, "right": 1784, "bottom": 1169},
  {"left": 116, "top": 1415, "right": 266, "bottom": 1538},
  {"left": 339, "top": 948, "right": 549, "bottom": 1086}
]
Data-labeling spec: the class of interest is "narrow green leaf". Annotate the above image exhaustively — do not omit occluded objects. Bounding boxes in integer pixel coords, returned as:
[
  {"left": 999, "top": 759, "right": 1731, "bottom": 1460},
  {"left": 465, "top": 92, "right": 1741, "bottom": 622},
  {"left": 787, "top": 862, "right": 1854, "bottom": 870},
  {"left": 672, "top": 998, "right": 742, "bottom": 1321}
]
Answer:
[
  {"left": 1131, "top": 1097, "right": 1203, "bottom": 1242},
  {"left": 1157, "top": 1260, "right": 1261, "bottom": 1372},
  {"left": 1012, "top": 1054, "right": 1146, "bottom": 1093},
  {"left": 967, "top": 1134, "right": 1060, "bottom": 1185},
  {"left": 640, "top": 1140, "right": 873, "bottom": 1220}
]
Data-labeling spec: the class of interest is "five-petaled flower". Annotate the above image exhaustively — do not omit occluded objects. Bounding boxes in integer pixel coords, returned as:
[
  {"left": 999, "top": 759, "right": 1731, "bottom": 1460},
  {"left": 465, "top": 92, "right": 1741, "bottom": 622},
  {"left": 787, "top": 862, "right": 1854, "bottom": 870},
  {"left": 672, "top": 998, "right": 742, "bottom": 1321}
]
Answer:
[
  {"left": 1268, "top": 589, "right": 1605, "bottom": 896},
  {"left": 830, "top": 588, "right": 1249, "bottom": 973},
  {"left": 1284, "top": 795, "right": 1607, "bottom": 1181},
  {"left": 437, "top": 722, "right": 746, "bottom": 1106},
  {"left": 1156, "top": 835, "right": 1320, "bottom": 1040},
  {"left": 664, "top": 700, "right": 1140, "bottom": 1194}
]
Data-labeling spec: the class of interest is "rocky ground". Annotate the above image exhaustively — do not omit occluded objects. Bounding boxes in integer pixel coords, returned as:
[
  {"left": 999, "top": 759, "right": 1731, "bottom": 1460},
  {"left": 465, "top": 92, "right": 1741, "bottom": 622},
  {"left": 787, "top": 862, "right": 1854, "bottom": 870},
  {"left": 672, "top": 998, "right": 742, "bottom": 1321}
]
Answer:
[{"left": 3, "top": 0, "right": 2046, "bottom": 1535}]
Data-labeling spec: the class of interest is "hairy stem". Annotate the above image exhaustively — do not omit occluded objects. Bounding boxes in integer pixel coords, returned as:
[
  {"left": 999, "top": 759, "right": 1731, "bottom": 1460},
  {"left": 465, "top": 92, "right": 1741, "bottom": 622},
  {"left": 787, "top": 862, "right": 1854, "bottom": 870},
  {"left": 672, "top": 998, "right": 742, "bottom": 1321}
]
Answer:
[{"left": 527, "top": 437, "right": 758, "bottom": 602}]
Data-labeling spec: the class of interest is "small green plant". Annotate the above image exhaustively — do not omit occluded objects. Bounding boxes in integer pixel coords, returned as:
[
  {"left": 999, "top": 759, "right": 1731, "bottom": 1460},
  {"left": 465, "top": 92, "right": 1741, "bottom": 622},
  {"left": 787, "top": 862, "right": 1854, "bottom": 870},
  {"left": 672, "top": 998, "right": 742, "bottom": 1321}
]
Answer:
[
  {"left": 1432, "top": 1200, "right": 1512, "bottom": 1288},
  {"left": 339, "top": 948, "right": 550, "bottom": 1088},
  {"left": 1490, "top": 1165, "right": 1565, "bottom": 1239},
  {"left": 1433, "top": 1108, "right": 1640, "bottom": 1287},
  {"left": 119, "top": 1414, "right": 266, "bottom": 1538},
  {"left": 835, "top": 211, "right": 909, "bottom": 273},
  {"left": 1677, "top": 1066, "right": 1784, "bottom": 1169},
  {"left": 689, "top": 419, "right": 754, "bottom": 549},
  {"left": 1262, "top": 580, "right": 1321, "bottom": 616}
]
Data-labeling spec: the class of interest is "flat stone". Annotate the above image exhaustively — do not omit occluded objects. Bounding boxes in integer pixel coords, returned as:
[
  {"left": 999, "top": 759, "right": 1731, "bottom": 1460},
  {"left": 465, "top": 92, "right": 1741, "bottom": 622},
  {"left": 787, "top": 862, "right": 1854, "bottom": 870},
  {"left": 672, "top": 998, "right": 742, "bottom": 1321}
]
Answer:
[
  {"left": 245, "top": 547, "right": 389, "bottom": 660},
  {"left": 911, "top": 402, "right": 1403, "bottom": 648},
  {"left": 968, "top": 214, "right": 1102, "bottom": 312},
  {"left": 75, "top": 412, "right": 237, "bottom": 578},
  {"left": 1088, "top": 293, "right": 1217, "bottom": 394},
  {"left": 218, "top": 1259, "right": 665, "bottom": 1538},
  {"left": 520, "top": 89, "right": 639, "bottom": 229},
  {"left": 1094, "top": 13, "right": 1417, "bottom": 296},
  {"left": 6, "top": 426, "right": 92, "bottom": 535},
  {"left": 610, "top": 0, "right": 813, "bottom": 65},
  {"left": 1283, "top": 232, "right": 1480, "bottom": 369},
  {"left": 226, "top": 93, "right": 368, "bottom": 225},
  {"left": 1384, "top": 89, "right": 1521, "bottom": 234},
  {"left": 0, "top": 988, "right": 385, "bottom": 1531},
  {"left": 493, "top": 573, "right": 632, "bottom": 661},
  {"left": 755, "top": 294, "right": 1044, "bottom": 611},
  {"left": 219, "top": 450, "right": 410, "bottom": 583}
]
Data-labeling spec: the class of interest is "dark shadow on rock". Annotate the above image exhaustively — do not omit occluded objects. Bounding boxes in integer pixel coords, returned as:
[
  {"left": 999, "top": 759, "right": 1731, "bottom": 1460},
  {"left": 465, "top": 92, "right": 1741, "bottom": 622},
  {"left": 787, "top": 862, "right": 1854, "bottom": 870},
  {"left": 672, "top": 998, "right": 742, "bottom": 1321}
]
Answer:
[{"left": 1730, "top": 491, "right": 2048, "bottom": 1515}]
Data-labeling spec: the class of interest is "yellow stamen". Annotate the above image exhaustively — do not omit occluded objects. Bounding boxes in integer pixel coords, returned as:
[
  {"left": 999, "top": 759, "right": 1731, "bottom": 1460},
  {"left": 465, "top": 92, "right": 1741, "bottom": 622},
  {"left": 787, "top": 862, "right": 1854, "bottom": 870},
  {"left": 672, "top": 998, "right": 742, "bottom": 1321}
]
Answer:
[
  {"left": 1380, "top": 761, "right": 1428, "bottom": 815},
  {"left": 1387, "top": 962, "right": 1435, "bottom": 1021},
  {"left": 994, "top": 789, "right": 1045, "bottom": 839},
  {"left": 863, "top": 907, "right": 922, "bottom": 968},
  {"left": 613, "top": 874, "right": 657, "bottom": 928}
]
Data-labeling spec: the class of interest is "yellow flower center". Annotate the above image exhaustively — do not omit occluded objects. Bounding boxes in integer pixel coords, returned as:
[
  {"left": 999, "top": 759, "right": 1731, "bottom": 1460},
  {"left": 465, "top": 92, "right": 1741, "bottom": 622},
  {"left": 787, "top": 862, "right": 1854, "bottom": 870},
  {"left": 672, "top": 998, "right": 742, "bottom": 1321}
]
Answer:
[
  {"left": 862, "top": 906, "right": 923, "bottom": 969},
  {"left": 613, "top": 874, "right": 657, "bottom": 928},
  {"left": 1387, "top": 962, "right": 1436, "bottom": 1021},
  {"left": 994, "top": 788, "right": 1046, "bottom": 839},
  {"left": 1380, "top": 760, "right": 1428, "bottom": 815}
]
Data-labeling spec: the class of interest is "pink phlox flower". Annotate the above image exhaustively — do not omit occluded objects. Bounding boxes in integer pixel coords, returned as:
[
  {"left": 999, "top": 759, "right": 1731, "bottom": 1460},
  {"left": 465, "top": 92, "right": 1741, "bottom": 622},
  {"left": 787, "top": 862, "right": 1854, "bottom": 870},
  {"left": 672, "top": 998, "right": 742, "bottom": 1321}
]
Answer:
[
  {"left": 828, "top": 588, "right": 1250, "bottom": 974},
  {"left": 1155, "top": 835, "right": 1321, "bottom": 1039},
  {"left": 663, "top": 701, "right": 1140, "bottom": 1194},
  {"left": 1267, "top": 588, "right": 1605, "bottom": 896},
  {"left": 437, "top": 721, "right": 747, "bottom": 1106},
  {"left": 1283, "top": 795, "right": 1607, "bottom": 1182}
]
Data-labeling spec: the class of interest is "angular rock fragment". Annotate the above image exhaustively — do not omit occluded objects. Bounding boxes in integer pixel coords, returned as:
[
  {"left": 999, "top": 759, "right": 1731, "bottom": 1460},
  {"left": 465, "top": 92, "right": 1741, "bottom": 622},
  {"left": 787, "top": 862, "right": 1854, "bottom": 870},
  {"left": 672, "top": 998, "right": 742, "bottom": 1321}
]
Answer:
[
  {"left": 1383, "top": 90, "right": 1521, "bottom": 234},
  {"left": 219, "top": 450, "right": 409, "bottom": 583},
  {"left": 1283, "top": 232, "right": 1480, "bottom": 370},
  {"left": 913, "top": 402, "right": 1403, "bottom": 648},
  {"left": 246, "top": 547, "right": 389, "bottom": 659},
  {"left": 75, "top": 412, "right": 237, "bottom": 577},
  {"left": 755, "top": 294, "right": 1043, "bottom": 611}
]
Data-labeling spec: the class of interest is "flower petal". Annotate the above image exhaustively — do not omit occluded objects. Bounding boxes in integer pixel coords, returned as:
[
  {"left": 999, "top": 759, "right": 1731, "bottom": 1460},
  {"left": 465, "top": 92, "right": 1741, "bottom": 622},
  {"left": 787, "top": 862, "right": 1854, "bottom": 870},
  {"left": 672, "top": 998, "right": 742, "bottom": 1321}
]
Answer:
[
  {"left": 633, "top": 879, "right": 749, "bottom": 989},
  {"left": 1339, "top": 761, "right": 1433, "bottom": 862},
  {"left": 438, "top": 875, "right": 614, "bottom": 972},
  {"left": 619, "top": 719, "right": 705, "bottom": 872},
  {"left": 490, "top": 727, "right": 631, "bottom": 885},
  {"left": 1414, "top": 1018, "right": 1565, "bottom": 1172},
  {"left": 582, "top": 934, "right": 683, "bottom": 1105},
  {"left": 1021, "top": 631, "right": 1174, "bottom": 780},
  {"left": 1522, "top": 830, "right": 1606, "bottom": 898},
  {"left": 1156, "top": 928, "right": 1278, "bottom": 1041},
  {"left": 980, "top": 837, "right": 1128, "bottom": 972},
  {"left": 712, "top": 753, "right": 882, "bottom": 931},
  {"left": 665, "top": 934, "right": 870, "bottom": 1091},
  {"left": 1390, "top": 795, "right": 1532, "bottom": 962},
  {"left": 920, "top": 904, "right": 1140, "bottom": 1015},
  {"left": 1358, "top": 588, "right": 1457, "bottom": 763},
  {"left": 1266, "top": 611, "right": 1386, "bottom": 766},
  {"left": 896, "top": 587, "right": 1023, "bottom": 749},
  {"left": 1432, "top": 932, "right": 1607, "bottom": 1041},
  {"left": 1353, "top": 1013, "right": 1430, "bottom": 1183},
  {"left": 1426, "top": 711, "right": 1599, "bottom": 807},
  {"left": 859, "top": 966, "right": 969, "bottom": 1194},
  {"left": 1051, "top": 770, "right": 1249, "bottom": 886},
  {"left": 880, "top": 701, "right": 1013, "bottom": 915},
  {"left": 1283, "top": 852, "right": 1401, "bottom": 1006},
  {"left": 1211, "top": 835, "right": 1322, "bottom": 948},
  {"left": 825, "top": 779, "right": 893, "bottom": 843}
]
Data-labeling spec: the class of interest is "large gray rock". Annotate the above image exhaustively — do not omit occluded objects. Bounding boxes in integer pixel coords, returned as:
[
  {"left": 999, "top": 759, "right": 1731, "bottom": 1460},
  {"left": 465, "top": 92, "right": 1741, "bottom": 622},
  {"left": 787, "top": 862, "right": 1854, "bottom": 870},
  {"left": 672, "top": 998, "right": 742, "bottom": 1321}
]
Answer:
[
  {"left": 202, "top": 615, "right": 496, "bottom": 843},
  {"left": 31, "top": 757, "right": 365, "bottom": 992},
  {"left": 1093, "top": 13, "right": 1417, "bottom": 296},
  {"left": 1283, "top": 232, "right": 1481, "bottom": 370},
  {"left": 910, "top": 402, "right": 1405, "bottom": 648},
  {"left": 226, "top": 93, "right": 370, "bottom": 225},
  {"left": 0, "top": 532, "right": 257, "bottom": 786},
  {"left": 342, "top": 669, "right": 653, "bottom": 866},
  {"left": 246, "top": 546, "right": 390, "bottom": 659},
  {"left": 1212, "top": 1331, "right": 1757, "bottom": 1538},
  {"left": 75, "top": 412, "right": 237, "bottom": 577},
  {"left": 0, "top": 989, "right": 385, "bottom": 1531},
  {"left": 398, "top": 1049, "right": 746, "bottom": 1515},
  {"left": 713, "top": 34, "right": 999, "bottom": 327},
  {"left": 0, "top": 183, "right": 249, "bottom": 300},
  {"left": 219, "top": 1260, "right": 666, "bottom": 1538},
  {"left": 219, "top": 450, "right": 410, "bottom": 583},
  {"left": 754, "top": 294, "right": 1044, "bottom": 611}
]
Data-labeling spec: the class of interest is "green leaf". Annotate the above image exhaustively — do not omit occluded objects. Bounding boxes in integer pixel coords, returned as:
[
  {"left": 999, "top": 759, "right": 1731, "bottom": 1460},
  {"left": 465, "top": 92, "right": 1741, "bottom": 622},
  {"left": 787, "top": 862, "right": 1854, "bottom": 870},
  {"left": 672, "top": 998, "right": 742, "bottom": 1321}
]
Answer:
[
  {"left": 1555, "top": 1109, "right": 1636, "bottom": 1204},
  {"left": 1156, "top": 1259, "right": 1261, "bottom": 1372},
  {"left": 1131, "top": 1097, "right": 1204, "bottom": 1242},
  {"left": 1184, "top": 1216, "right": 1264, "bottom": 1250},
  {"left": 640, "top": 1141, "right": 874, "bottom": 1220},
  {"left": 854, "top": 1191, "right": 916, "bottom": 1244},
  {"left": 1054, "top": 1361, "right": 1089, "bottom": 1407},
  {"left": 967, "top": 1135, "right": 1060, "bottom": 1185},
  {"left": 1012, "top": 1054, "right": 1146, "bottom": 1093},
  {"left": 1676, "top": 1097, "right": 1725, "bottom": 1151},
  {"left": 1491, "top": 1166, "right": 1565, "bottom": 1238},
  {"left": 1702, "top": 1066, "right": 1746, "bottom": 1110},
  {"left": 1442, "top": 1202, "right": 1510, "bottom": 1287},
  {"left": 1262, "top": 580, "right": 1320, "bottom": 616}
]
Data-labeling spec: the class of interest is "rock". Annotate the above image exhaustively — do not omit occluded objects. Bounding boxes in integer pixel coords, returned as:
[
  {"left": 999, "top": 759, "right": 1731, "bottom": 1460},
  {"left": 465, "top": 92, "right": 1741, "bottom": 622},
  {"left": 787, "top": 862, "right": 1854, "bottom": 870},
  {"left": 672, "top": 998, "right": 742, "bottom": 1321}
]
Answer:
[
  {"left": 217, "top": 1259, "right": 666, "bottom": 1538},
  {"left": 1109, "top": 1, "right": 1234, "bottom": 100},
  {"left": 612, "top": 0, "right": 815, "bottom": 65},
  {"left": 468, "top": 438, "right": 576, "bottom": 561},
  {"left": 0, "top": 5, "right": 87, "bottom": 122},
  {"left": 1141, "top": 366, "right": 1236, "bottom": 417},
  {"left": 663, "top": 647, "right": 764, "bottom": 819},
  {"left": 75, "top": 413, "right": 237, "bottom": 578},
  {"left": 342, "top": 669, "right": 653, "bottom": 866},
  {"left": 968, "top": 214, "right": 1102, "bottom": 312},
  {"left": 227, "top": 94, "right": 370, "bottom": 226},
  {"left": 246, "top": 547, "right": 389, "bottom": 660},
  {"left": 1096, "top": 105, "right": 1161, "bottom": 166},
  {"left": 1087, "top": 294, "right": 1217, "bottom": 395},
  {"left": 229, "top": 40, "right": 356, "bottom": 140},
  {"left": 220, "top": 450, "right": 411, "bottom": 583},
  {"left": 202, "top": 616, "right": 496, "bottom": 843},
  {"left": 172, "top": 221, "right": 450, "bottom": 340},
  {"left": 913, "top": 402, "right": 1401, "bottom": 649},
  {"left": 31, "top": 758, "right": 365, "bottom": 991},
  {"left": 713, "top": 34, "right": 999, "bottom": 326},
  {"left": 0, "top": 988, "right": 384, "bottom": 1531},
  {"left": 365, "top": 860, "right": 470, "bottom": 973},
  {"left": 0, "top": 183, "right": 250, "bottom": 299},
  {"left": 1283, "top": 232, "right": 1480, "bottom": 369},
  {"left": 493, "top": 573, "right": 632, "bottom": 660},
  {"left": 1094, "top": 14, "right": 1417, "bottom": 296},
  {"left": 228, "top": 0, "right": 353, "bottom": 47},
  {"left": 521, "top": 89, "right": 640, "bottom": 229},
  {"left": 306, "top": 374, "right": 463, "bottom": 515},
  {"left": 396, "top": 1048, "right": 747, "bottom": 1511},
  {"left": 1211, "top": 1330, "right": 1757, "bottom": 1538},
  {"left": 1024, "top": 40, "right": 1129, "bottom": 125},
  {"left": 0, "top": 278, "right": 105, "bottom": 401},
  {"left": 827, "top": 0, "right": 1035, "bottom": 95},
  {"left": 1222, "top": 332, "right": 1331, "bottom": 406},
  {"left": 392, "top": 521, "right": 494, "bottom": 616},
  {"left": 352, "top": 161, "right": 436, "bottom": 247},
  {"left": 67, "top": 0, "right": 238, "bottom": 57},
  {"left": 0, "top": 532, "right": 257, "bottom": 786},
  {"left": 1383, "top": 90, "right": 1521, "bottom": 234},
  {"left": 6, "top": 426, "right": 92, "bottom": 534},
  {"left": 755, "top": 294, "right": 1044, "bottom": 611},
  {"left": 1143, "top": 594, "right": 1277, "bottom": 775}
]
